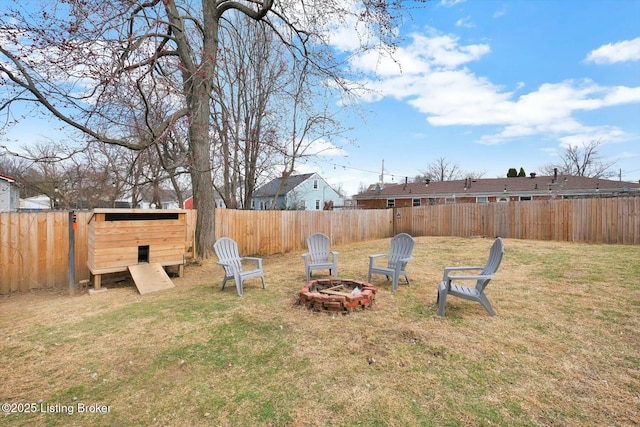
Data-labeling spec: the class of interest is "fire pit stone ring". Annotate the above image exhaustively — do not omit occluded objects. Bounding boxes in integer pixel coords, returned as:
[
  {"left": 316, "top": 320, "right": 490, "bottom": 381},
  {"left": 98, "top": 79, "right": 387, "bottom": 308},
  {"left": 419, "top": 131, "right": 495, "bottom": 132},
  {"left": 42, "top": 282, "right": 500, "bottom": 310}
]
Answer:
[{"left": 298, "top": 278, "right": 377, "bottom": 313}]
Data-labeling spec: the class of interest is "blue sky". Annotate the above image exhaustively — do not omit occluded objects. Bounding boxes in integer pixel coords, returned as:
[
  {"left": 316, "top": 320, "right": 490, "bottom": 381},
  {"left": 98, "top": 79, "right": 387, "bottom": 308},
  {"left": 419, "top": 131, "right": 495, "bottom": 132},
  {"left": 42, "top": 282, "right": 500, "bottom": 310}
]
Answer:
[
  {"left": 302, "top": 0, "right": 640, "bottom": 196},
  {"left": 2, "top": 0, "right": 639, "bottom": 199}
]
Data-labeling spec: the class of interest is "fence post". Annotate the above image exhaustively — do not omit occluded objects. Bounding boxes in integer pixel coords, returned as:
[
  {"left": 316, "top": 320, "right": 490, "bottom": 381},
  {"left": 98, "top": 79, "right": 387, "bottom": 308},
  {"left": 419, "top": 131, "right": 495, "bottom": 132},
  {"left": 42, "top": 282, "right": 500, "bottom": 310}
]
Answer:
[{"left": 68, "top": 210, "right": 75, "bottom": 296}]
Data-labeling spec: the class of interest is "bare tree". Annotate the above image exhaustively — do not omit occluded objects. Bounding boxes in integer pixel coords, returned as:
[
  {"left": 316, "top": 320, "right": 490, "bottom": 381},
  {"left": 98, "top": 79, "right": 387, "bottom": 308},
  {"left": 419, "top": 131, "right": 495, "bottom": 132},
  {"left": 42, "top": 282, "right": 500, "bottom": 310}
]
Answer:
[
  {"left": 541, "top": 140, "right": 616, "bottom": 178},
  {"left": 1, "top": 0, "right": 427, "bottom": 257},
  {"left": 211, "top": 13, "right": 285, "bottom": 209},
  {"left": 416, "top": 157, "right": 460, "bottom": 181}
]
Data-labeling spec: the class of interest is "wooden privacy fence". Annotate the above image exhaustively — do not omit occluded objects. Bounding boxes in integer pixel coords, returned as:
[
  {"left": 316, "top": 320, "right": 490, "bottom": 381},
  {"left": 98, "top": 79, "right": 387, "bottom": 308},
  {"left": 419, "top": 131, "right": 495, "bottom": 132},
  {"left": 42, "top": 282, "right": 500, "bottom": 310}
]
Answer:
[
  {"left": 214, "top": 208, "right": 394, "bottom": 255},
  {"left": 1, "top": 197, "right": 638, "bottom": 293},
  {"left": 394, "top": 196, "right": 640, "bottom": 245},
  {"left": 0, "top": 210, "right": 197, "bottom": 294},
  {"left": 216, "top": 196, "right": 640, "bottom": 255}
]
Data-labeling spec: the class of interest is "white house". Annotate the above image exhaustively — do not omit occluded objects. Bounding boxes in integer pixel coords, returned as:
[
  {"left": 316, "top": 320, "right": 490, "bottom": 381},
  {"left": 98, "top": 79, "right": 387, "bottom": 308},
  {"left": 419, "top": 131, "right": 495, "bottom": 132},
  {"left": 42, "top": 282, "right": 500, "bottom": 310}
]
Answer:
[
  {"left": 19, "top": 195, "right": 52, "bottom": 211},
  {"left": 0, "top": 174, "right": 20, "bottom": 212},
  {"left": 252, "top": 173, "right": 344, "bottom": 210}
]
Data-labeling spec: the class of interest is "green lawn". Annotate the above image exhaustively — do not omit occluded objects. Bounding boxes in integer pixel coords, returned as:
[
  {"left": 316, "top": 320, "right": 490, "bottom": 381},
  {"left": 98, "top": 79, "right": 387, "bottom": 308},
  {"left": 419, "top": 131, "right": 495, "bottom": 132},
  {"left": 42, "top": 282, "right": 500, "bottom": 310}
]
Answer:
[{"left": 1, "top": 236, "right": 638, "bottom": 426}]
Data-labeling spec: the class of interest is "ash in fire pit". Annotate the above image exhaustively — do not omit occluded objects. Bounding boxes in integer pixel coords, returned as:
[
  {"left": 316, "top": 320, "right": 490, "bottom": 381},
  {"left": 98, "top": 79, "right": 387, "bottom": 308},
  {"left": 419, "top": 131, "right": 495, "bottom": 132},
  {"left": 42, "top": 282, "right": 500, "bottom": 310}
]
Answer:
[{"left": 298, "top": 278, "right": 377, "bottom": 313}]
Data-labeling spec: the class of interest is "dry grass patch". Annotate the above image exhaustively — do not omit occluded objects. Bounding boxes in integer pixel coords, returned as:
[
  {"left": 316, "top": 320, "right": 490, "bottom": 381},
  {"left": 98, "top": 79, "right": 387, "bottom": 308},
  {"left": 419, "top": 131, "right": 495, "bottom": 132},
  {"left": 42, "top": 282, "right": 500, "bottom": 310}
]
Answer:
[{"left": 1, "top": 236, "right": 638, "bottom": 426}]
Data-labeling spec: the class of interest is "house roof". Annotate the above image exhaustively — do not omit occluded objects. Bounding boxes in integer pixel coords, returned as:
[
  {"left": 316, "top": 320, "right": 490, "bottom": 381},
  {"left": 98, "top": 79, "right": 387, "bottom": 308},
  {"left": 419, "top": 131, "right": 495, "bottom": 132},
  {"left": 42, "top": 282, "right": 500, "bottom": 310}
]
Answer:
[
  {"left": 354, "top": 175, "right": 640, "bottom": 199},
  {"left": 0, "top": 173, "right": 16, "bottom": 183},
  {"left": 253, "top": 173, "right": 315, "bottom": 197}
]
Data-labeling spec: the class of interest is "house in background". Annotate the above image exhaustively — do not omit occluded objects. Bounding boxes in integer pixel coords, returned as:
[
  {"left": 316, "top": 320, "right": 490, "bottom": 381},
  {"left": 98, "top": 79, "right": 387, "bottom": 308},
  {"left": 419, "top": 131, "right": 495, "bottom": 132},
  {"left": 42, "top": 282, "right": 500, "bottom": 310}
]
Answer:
[
  {"left": 19, "top": 195, "right": 52, "bottom": 211},
  {"left": 354, "top": 173, "right": 640, "bottom": 209},
  {"left": 0, "top": 174, "right": 20, "bottom": 212},
  {"left": 251, "top": 173, "right": 344, "bottom": 210},
  {"left": 183, "top": 194, "right": 226, "bottom": 209}
]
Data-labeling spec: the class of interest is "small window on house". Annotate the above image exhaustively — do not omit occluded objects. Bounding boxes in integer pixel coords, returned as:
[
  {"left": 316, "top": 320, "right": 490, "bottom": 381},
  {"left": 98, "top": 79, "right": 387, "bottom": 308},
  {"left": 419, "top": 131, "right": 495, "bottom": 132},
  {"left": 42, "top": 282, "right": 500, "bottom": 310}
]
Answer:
[
  {"left": 520, "top": 196, "right": 532, "bottom": 201},
  {"left": 428, "top": 198, "right": 437, "bottom": 206},
  {"left": 445, "top": 197, "right": 456, "bottom": 204},
  {"left": 476, "top": 196, "right": 488, "bottom": 203},
  {"left": 315, "top": 199, "right": 320, "bottom": 210},
  {"left": 387, "top": 199, "right": 395, "bottom": 208},
  {"left": 497, "top": 197, "right": 509, "bottom": 203},
  {"left": 413, "top": 198, "right": 421, "bottom": 207},
  {"left": 313, "top": 179, "right": 318, "bottom": 189}
]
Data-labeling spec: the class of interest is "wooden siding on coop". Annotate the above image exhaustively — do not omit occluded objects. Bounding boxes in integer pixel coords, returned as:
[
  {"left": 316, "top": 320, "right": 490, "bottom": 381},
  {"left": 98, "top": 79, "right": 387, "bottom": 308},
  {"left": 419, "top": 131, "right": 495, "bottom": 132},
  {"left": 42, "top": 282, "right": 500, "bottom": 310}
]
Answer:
[{"left": 87, "top": 209, "right": 188, "bottom": 289}]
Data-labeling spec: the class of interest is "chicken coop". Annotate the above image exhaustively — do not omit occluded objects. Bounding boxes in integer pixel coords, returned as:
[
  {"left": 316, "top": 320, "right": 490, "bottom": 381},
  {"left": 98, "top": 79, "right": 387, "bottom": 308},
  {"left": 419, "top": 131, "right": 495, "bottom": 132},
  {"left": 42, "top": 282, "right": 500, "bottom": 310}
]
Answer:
[{"left": 87, "top": 208, "right": 188, "bottom": 291}]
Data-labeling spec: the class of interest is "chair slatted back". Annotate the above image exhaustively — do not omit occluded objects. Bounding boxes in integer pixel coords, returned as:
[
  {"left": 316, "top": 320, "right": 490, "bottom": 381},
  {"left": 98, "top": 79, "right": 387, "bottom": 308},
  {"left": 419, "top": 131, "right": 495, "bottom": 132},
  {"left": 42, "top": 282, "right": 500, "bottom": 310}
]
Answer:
[
  {"left": 214, "top": 237, "right": 242, "bottom": 275},
  {"left": 306, "top": 233, "right": 330, "bottom": 263},
  {"left": 478, "top": 237, "right": 504, "bottom": 290},
  {"left": 387, "top": 233, "right": 415, "bottom": 268}
]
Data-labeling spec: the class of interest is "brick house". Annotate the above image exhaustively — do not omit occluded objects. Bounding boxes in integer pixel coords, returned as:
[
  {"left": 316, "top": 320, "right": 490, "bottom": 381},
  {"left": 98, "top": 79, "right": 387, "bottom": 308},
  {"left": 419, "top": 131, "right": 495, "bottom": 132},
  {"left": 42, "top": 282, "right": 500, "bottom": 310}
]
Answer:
[{"left": 354, "top": 174, "right": 640, "bottom": 209}]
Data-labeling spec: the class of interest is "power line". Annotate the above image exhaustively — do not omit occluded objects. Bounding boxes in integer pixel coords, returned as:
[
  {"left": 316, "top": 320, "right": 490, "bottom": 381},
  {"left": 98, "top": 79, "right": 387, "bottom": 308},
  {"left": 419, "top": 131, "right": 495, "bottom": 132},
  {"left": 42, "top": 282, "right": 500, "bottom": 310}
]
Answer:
[{"left": 320, "top": 160, "right": 415, "bottom": 183}]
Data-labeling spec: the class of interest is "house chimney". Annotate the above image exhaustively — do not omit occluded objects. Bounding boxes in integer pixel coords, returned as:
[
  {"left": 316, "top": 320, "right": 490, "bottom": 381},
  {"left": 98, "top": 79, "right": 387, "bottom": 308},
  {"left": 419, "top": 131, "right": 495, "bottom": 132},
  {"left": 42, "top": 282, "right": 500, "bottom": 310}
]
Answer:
[
  {"left": 553, "top": 168, "right": 557, "bottom": 183},
  {"left": 530, "top": 172, "right": 536, "bottom": 178}
]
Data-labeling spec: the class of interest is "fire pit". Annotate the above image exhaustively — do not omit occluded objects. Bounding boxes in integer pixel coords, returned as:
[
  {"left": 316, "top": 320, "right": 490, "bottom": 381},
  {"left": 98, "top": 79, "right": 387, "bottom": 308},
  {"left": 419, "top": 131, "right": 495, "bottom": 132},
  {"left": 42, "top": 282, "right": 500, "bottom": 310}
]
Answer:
[{"left": 298, "top": 278, "right": 377, "bottom": 313}]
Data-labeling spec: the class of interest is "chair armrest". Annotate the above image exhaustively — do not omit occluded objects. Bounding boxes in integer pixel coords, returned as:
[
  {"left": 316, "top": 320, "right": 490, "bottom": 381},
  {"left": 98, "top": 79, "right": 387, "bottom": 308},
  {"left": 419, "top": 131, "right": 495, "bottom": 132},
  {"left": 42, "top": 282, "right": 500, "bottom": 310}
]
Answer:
[
  {"left": 446, "top": 273, "right": 493, "bottom": 281},
  {"left": 443, "top": 266, "right": 484, "bottom": 282},
  {"left": 241, "top": 257, "right": 263, "bottom": 269},
  {"left": 368, "top": 253, "right": 388, "bottom": 268},
  {"left": 217, "top": 260, "right": 233, "bottom": 267},
  {"left": 216, "top": 260, "right": 236, "bottom": 273}
]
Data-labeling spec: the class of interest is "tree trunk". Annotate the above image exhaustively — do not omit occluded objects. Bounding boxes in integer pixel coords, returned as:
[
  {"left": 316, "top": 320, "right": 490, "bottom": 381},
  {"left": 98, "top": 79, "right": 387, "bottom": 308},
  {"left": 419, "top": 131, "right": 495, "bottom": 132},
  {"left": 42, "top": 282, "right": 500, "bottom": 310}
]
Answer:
[{"left": 189, "top": 74, "right": 216, "bottom": 258}]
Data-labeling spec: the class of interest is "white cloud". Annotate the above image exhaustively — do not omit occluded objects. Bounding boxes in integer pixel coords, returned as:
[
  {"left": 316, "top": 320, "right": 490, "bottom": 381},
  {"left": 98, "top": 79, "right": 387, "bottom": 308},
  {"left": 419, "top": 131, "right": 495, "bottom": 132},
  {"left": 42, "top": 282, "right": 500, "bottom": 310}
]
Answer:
[
  {"left": 456, "top": 16, "right": 475, "bottom": 28},
  {"left": 350, "top": 32, "right": 490, "bottom": 75},
  {"left": 440, "top": 0, "right": 466, "bottom": 7},
  {"left": 585, "top": 37, "right": 640, "bottom": 64},
  {"left": 493, "top": 7, "right": 507, "bottom": 18},
  {"left": 347, "top": 30, "right": 640, "bottom": 147},
  {"left": 299, "top": 138, "right": 348, "bottom": 157}
]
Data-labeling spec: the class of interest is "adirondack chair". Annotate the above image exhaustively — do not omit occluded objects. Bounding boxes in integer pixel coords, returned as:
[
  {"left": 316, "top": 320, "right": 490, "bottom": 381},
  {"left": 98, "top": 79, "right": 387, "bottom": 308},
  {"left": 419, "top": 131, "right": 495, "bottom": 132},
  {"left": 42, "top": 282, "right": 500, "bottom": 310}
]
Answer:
[
  {"left": 213, "top": 237, "right": 266, "bottom": 297},
  {"left": 367, "top": 233, "right": 415, "bottom": 292},
  {"left": 437, "top": 237, "right": 504, "bottom": 316},
  {"left": 302, "top": 233, "right": 338, "bottom": 281}
]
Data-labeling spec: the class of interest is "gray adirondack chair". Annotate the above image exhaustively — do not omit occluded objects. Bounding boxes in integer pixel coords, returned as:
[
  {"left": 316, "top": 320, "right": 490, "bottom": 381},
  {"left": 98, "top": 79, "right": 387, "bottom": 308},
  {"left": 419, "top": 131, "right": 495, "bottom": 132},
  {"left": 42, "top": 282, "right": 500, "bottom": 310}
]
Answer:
[
  {"left": 368, "top": 233, "right": 415, "bottom": 292},
  {"left": 213, "top": 237, "right": 266, "bottom": 297},
  {"left": 302, "top": 233, "right": 338, "bottom": 281},
  {"left": 437, "top": 237, "right": 504, "bottom": 316}
]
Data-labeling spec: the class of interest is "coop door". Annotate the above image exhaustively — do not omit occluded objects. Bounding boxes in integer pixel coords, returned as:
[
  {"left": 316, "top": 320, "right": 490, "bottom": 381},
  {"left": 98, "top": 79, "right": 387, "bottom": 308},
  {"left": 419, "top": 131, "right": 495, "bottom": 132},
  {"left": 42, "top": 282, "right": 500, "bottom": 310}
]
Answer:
[{"left": 138, "top": 245, "right": 150, "bottom": 263}]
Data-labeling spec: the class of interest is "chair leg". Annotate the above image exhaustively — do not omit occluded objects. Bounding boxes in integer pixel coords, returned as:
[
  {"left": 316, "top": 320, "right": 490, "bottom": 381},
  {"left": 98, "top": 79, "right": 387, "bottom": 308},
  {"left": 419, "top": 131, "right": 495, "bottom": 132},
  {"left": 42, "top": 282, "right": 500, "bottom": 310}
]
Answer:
[
  {"left": 235, "top": 274, "right": 243, "bottom": 297},
  {"left": 437, "top": 282, "right": 447, "bottom": 316},
  {"left": 391, "top": 274, "right": 399, "bottom": 292},
  {"left": 221, "top": 276, "right": 228, "bottom": 291},
  {"left": 478, "top": 294, "right": 495, "bottom": 316},
  {"left": 260, "top": 276, "right": 266, "bottom": 290}
]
